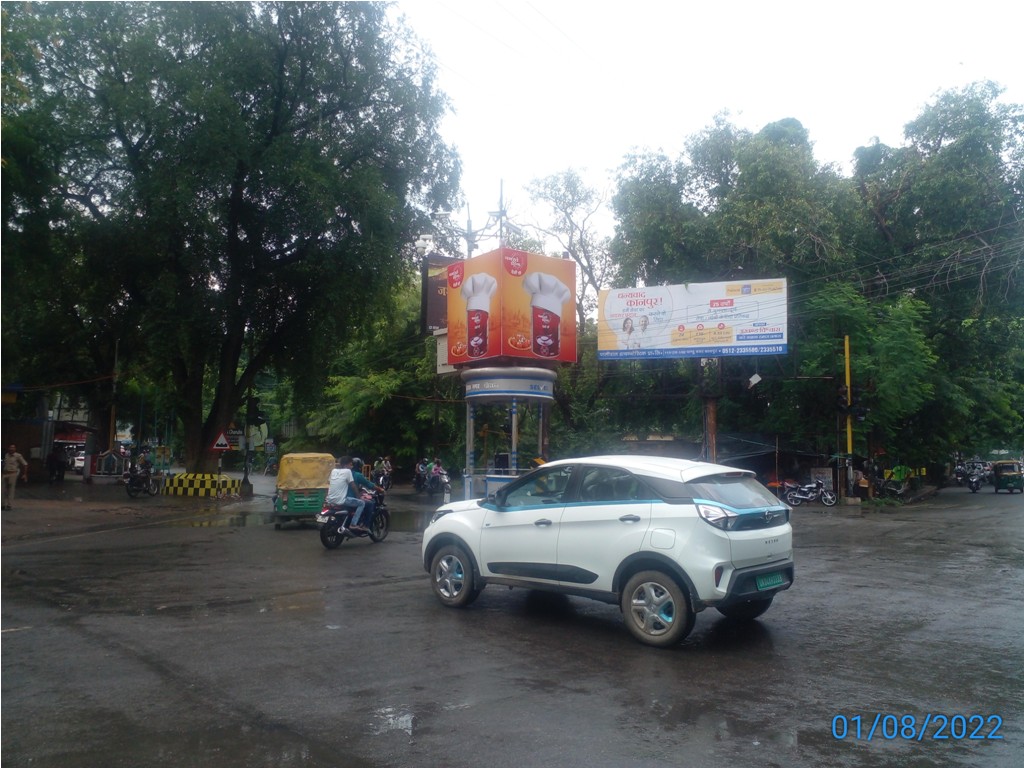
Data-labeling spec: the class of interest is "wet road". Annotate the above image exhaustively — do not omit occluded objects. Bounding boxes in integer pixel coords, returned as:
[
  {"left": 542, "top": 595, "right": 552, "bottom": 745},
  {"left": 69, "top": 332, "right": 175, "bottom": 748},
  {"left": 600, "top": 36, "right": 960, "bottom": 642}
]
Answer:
[{"left": 2, "top": 482, "right": 1022, "bottom": 767}]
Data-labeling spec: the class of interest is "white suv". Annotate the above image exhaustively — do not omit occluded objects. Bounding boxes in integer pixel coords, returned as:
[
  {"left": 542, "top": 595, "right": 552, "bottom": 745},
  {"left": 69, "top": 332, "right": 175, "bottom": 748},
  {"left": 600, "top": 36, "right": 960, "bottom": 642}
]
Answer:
[{"left": 422, "top": 455, "right": 793, "bottom": 647}]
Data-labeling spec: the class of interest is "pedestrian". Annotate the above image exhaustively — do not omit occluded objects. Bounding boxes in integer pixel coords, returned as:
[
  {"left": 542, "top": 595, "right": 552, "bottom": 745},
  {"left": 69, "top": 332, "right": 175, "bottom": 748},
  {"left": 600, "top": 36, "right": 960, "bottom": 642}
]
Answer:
[{"left": 3, "top": 444, "right": 30, "bottom": 509}]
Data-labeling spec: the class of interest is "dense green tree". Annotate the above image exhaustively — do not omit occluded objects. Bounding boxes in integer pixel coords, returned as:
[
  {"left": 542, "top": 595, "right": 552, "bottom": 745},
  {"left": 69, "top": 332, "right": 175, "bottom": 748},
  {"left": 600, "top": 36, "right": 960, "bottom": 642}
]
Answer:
[
  {"left": 609, "top": 89, "right": 1022, "bottom": 467},
  {"left": 2, "top": 2, "right": 459, "bottom": 469}
]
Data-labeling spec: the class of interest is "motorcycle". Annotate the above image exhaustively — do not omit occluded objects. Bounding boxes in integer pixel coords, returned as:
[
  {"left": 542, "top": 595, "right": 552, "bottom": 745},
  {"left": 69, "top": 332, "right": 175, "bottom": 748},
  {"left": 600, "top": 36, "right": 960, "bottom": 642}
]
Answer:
[
  {"left": 967, "top": 471, "right": 983, "bottom": 493},
  {"left": 428, "top": 467, "right": 452, "bottom": 503},
  {"left": 123, "top": 462, "right": 160, "bottom": 498},
  {"left": 315, "top": 489, "right": 390, "bottom": 549},
  {"left": 784, "top": 478, "right": 837, "bottom": 507},
  {"left": 413, "top": 468, "right": 428, "bottom": 493},
  {"left": 373, "top": 468, "right": 393, "bottom": 491}
]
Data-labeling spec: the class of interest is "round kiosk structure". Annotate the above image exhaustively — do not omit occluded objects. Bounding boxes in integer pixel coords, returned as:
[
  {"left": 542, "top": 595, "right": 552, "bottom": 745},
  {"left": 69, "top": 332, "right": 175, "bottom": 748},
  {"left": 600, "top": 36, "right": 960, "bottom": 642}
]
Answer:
[{"left": 461, "top": 366, "right": 557, "bottom": 499}]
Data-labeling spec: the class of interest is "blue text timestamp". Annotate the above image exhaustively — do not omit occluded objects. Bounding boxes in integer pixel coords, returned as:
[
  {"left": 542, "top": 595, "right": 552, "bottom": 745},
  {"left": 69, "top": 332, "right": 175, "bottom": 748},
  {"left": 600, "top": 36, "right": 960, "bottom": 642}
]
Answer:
[{"left": 832, "top": 713, "right": 1003, "bottom": 741}]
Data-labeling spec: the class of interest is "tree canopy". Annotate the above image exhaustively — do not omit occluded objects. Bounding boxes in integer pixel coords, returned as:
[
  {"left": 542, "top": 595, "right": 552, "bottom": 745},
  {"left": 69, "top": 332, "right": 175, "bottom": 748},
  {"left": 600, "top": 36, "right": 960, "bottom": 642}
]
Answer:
[{"left": 2, "top": 1, "right": 459, "bottom": 469}]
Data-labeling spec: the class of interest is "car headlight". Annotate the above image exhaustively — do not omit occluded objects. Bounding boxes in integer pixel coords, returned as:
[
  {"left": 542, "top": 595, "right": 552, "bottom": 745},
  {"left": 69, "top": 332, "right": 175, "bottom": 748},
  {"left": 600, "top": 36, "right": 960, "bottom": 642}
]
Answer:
[
  {"left": 429, "top": 509, "right": 452, "bottom": 525},
  {"left": 697, "top": 503, "right": 737, "bottom": 530}
]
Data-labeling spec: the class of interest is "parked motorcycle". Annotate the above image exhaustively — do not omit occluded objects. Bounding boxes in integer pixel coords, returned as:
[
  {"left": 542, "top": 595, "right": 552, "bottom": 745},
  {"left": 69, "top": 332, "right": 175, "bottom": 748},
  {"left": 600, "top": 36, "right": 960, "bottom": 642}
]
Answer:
[
  {"left": 784, "top": 478, "right": 837, "bottom": 507},
  {"left": 428, "top": 467, "right": 452, "bottom": 503},
  {"left": 967, "top": 471, "right": 983, "bottom": 493},
  {"left": 123, "top": 462, "right": 159, "bottom": 498},
  {"left": 315, "top": 489, "right": 390, "bottom": 549}
]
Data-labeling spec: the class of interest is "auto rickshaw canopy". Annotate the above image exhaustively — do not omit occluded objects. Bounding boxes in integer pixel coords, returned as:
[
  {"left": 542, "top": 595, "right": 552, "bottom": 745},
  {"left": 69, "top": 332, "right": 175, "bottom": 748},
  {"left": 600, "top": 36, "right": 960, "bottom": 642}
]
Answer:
[{"left": 274, "top": 453, "right": 336, "bottom": 490}]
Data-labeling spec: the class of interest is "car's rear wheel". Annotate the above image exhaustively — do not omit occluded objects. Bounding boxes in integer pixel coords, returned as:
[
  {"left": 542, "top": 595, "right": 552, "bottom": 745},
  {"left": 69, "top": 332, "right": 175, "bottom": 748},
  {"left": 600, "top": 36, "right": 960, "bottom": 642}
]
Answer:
[
  {"left": 717, "top": 596, "right": 774, "bottom": 620},
  {"left": 430, "top": 545, "right": 482, "bottom": 607},
  {"left": 620, "top": 570, "right": 695, "bottom": 647}
]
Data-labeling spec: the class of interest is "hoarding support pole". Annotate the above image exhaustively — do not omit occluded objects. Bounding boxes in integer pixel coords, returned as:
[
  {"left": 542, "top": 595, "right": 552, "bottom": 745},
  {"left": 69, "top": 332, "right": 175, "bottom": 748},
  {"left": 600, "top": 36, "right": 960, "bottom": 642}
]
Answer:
[{"left": 704, "top": 396, "right": 719, "bottom": 464}]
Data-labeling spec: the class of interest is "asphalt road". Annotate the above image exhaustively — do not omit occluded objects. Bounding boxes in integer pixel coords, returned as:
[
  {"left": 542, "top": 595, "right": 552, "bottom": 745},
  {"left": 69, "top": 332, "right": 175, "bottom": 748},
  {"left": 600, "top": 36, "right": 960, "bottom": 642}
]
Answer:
[{"left": 2, "top": 476, "right": 1022, "bottom": 768}]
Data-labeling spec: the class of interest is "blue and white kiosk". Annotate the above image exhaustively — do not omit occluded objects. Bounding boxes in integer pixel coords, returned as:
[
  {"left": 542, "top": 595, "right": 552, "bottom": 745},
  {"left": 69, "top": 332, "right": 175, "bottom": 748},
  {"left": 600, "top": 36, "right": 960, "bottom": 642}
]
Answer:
[{"left": 462, "top": 366, "right": 556, "bottom": 499}]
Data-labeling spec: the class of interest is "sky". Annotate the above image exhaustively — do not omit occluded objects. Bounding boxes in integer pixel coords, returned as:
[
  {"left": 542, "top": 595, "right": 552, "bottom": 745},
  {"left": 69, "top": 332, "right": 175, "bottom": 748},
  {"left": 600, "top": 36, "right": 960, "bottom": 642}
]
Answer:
[{"left": 394, "top": 0, "right": 1022, "bottom": 250}]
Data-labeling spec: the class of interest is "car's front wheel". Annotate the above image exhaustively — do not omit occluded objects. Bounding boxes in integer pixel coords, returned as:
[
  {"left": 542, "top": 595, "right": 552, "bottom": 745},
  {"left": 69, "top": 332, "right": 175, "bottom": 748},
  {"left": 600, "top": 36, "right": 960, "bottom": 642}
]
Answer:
[
  {"left": 717, "top": 596, "right": 774, "bottom": 620},
  {"left": 620, "top": 570, "right": 695, "bottom": 647},
  {"left": 430, "top": 545, "right": 482, "bottom": 607}
]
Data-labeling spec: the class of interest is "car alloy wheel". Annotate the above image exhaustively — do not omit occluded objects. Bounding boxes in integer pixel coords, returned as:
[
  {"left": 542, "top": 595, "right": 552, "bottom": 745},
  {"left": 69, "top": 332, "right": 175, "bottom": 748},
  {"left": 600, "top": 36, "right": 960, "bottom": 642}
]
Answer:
[
  {"left": 430, "top": 545, "right": 481, "bottom": 607},
  {"left": 621, "top": 570, "right": 695, "bottom": 647}
]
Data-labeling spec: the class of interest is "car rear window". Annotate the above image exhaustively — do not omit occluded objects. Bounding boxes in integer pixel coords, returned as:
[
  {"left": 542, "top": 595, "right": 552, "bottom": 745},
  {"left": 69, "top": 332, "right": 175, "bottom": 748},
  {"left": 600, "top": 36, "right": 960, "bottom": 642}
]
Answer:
[{"left": 645, "top": 473, "right": 782, "bottom": 509}]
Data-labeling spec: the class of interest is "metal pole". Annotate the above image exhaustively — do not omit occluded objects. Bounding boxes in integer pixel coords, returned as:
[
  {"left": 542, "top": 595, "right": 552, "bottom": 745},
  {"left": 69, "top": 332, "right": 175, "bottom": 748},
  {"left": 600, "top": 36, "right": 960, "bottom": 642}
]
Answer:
[
  {"left": 465, "top": 401, "right": 475, "bottom": 500},
  {"left": 510, "top": 398, "right": 518, "bottom": 473}
]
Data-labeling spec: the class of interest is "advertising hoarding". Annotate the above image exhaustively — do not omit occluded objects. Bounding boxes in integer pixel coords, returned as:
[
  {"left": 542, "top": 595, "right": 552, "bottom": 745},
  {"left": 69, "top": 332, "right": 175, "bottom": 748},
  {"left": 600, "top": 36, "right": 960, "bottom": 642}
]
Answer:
[
  {"left": 597, "top": 278, "right": 787, "bottom": 360},
  {"left": 421, "top": 253, "right": 459, "bottom": 333},
  {"left": 446, "top": 248, "right": 577, "bottom": 365}
]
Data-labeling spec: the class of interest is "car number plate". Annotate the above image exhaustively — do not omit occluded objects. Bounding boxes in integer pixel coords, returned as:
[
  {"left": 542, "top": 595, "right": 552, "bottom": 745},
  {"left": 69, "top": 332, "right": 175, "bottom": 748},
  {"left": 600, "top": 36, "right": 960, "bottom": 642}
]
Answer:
[{"left": 756, "top": 572, "right": 785, "bottom": 590}]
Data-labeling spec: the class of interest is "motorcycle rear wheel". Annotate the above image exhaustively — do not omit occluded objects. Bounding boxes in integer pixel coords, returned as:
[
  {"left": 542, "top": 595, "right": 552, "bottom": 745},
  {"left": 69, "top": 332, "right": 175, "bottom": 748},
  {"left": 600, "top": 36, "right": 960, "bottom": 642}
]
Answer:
[
  {"left": 785, "top": 490, "right": 802, "bottom": 506},
  {"left": 146, "top": 478, "right": 159, "bottom": 496},
  {"left": 320, "top": 524, "right": 345, "bottom": 549}
]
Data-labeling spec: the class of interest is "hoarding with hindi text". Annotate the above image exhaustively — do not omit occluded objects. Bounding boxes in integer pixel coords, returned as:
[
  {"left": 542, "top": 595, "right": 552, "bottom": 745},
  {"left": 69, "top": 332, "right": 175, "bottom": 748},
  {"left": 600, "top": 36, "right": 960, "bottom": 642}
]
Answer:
[{"left": 597, "top": 278, "right": 787, "bottom": 360}]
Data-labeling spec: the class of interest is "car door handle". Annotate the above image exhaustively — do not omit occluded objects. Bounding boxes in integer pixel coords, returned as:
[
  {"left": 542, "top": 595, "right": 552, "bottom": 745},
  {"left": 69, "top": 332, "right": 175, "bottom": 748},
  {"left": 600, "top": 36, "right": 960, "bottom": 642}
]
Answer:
[
  {"left": 534, "top": 519, "right": 554, "bottom": 527},
  {"left": 618, "top": 514, "right": 641, "bottom": 523}
]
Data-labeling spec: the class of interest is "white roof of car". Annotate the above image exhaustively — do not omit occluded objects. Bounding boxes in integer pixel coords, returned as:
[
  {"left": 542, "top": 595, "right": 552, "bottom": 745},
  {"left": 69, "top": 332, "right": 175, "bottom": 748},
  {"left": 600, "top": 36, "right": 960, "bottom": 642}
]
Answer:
[{"left": 541, "top": 455, "right": 753, "bottom": 483}]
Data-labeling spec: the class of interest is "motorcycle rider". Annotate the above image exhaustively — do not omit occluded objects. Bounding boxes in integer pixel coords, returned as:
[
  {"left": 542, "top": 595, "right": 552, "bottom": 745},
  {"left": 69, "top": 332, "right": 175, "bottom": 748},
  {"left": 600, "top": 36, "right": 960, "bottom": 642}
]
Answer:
[
  {"left": 429, "top": 457, "right": 444, "bottom": 492},
  {"left": 349, "top": 458, "right": 385, "bottom": 533},
  {"left": 414, "top": 457, "right": 429, "bottom": 491},
  {"left": 326, "top": 456, "right": 361, "bottom": 535}
]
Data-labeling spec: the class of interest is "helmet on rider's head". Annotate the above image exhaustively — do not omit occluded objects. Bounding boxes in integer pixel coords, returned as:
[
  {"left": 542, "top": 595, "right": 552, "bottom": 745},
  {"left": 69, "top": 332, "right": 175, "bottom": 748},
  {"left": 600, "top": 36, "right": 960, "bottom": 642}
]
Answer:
[{"left": 352, "top": 457, "right": 363, "bottom": 471}]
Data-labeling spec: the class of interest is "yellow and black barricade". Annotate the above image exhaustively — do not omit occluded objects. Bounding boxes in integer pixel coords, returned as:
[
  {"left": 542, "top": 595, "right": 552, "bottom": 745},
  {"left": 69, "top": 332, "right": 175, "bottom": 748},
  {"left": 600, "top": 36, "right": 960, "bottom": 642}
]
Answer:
[{"left": 162, "top": 473, "right": 241, "bottom": 497}]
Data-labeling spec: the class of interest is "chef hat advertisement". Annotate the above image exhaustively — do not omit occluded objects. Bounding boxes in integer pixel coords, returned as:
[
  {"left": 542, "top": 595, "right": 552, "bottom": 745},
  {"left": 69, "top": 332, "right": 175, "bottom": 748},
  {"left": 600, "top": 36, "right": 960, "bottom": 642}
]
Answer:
[
  {"left": 460, "top": 272, "right": 498, "bottom": 358},
  {"left": 523, "top": 272, "right": 571, "bottom": 357},
  {"left": 446, "top": 248, "right": 577, "bottom": 365}
]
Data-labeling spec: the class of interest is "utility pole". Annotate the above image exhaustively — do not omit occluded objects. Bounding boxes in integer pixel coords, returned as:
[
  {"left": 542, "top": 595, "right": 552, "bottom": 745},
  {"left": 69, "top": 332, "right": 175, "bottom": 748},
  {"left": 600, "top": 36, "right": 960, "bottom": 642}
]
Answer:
[{"left": 843, "top": 335, "right": 853, "bottom": 500}]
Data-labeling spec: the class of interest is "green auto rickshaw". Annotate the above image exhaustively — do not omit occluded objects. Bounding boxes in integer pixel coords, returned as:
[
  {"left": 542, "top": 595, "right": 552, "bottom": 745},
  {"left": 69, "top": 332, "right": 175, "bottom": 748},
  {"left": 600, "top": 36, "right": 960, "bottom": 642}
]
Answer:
[
  {"left": 991, "top": 460, "right": 1023, "bottom": 493},
  {"left": 272, "top": 452, "right": 337, "bottom": 528}
]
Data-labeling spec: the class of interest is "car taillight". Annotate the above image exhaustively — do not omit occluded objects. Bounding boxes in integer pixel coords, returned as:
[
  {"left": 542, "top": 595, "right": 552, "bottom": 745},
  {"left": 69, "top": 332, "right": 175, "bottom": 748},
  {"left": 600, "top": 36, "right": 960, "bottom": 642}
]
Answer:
[{"left": 697, "top": 503, "right": 737, "bottom": 530}]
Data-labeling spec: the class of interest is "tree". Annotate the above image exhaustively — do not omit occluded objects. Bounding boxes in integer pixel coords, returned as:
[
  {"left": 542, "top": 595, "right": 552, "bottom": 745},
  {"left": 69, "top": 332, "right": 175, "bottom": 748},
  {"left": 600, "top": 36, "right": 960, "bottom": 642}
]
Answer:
[
  {"left": 526, "top": 170, "right": 615, "bottom": 326},
  {"left": 2, "top": 2, "right": 459, "bottom": 469}
]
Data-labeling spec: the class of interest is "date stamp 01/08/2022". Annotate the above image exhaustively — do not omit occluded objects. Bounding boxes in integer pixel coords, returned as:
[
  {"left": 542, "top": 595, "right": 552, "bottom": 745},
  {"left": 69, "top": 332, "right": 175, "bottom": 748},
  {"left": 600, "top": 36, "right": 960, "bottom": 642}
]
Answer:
[{"left": 831, "top": 714, "right": 1003, "bottom": 742}]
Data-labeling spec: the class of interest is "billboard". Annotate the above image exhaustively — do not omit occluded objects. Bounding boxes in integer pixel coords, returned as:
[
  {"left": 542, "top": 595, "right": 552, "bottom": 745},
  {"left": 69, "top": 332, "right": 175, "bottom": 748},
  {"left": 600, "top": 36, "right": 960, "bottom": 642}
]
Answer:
[
  {"left": 597, "top": 278, "right": 787, "bottom": 360},
  {"left": 446, "top": 247, "right": 577, "bottom": 365},
  {"left": 421, "top": 253, "right": 460, "bottom": 333}
]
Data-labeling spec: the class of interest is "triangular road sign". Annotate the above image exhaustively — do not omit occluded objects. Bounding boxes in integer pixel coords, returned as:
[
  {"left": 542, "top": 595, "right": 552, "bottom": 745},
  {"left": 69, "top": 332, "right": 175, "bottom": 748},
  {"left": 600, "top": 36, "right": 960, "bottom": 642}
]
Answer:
[{"left": 212, "top": 432, "right": 231, "bottom": 451}]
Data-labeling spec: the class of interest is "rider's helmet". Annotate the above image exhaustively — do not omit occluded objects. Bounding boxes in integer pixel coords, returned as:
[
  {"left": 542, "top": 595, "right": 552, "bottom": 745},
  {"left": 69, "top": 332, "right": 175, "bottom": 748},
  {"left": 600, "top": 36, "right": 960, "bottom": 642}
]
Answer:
[{"left": 352, "top": 457, "right": 364, "bottom": 471}]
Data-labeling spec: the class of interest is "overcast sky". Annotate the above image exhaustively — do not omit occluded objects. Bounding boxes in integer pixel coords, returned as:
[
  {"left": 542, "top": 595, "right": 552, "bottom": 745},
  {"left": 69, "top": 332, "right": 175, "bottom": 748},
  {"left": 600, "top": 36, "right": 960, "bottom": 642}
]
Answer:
[{"left": 394, "top": 0, "right": 1021, "bottom": 248}]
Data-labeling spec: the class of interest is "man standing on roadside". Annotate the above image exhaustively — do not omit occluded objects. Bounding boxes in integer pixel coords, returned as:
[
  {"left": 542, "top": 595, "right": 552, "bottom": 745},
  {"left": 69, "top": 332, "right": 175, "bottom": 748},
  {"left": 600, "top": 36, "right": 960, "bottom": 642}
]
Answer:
[{"left": 3, "top": 444, "right": 29, "bottom": 510}]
